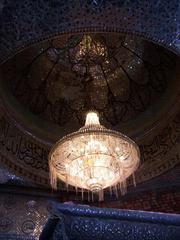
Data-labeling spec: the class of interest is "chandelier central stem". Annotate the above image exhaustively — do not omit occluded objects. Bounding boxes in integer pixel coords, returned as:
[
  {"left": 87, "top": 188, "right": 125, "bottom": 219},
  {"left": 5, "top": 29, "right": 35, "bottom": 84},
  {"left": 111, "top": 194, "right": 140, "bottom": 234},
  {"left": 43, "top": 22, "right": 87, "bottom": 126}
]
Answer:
[{"left": 85, "top": 111, "right": 100, "bottom": 126}]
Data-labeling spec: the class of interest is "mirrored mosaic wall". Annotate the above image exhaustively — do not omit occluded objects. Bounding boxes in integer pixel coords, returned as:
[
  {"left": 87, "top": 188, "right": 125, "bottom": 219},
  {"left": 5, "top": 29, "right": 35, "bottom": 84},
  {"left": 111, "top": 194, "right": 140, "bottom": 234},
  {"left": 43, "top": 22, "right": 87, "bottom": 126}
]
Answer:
[
  {"left": 0, "top": 193, "right": 49, "bottom": 240},
  {"left": 0, "top": 0, "right": 179, "bottom": 65}
]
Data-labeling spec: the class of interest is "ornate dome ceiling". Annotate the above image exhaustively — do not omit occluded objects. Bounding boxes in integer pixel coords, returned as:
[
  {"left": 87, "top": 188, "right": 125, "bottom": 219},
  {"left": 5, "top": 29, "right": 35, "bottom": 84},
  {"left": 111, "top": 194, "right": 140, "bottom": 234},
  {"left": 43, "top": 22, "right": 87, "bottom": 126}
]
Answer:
[
  {"left": 0, "top": 33, "right": 179, "bottom": 143},
  {"left": 0, "top": 2, "right": 179, "bottom": 239},
  {"left": 0, "top": 32, "right": 179, "bottom": 188}
]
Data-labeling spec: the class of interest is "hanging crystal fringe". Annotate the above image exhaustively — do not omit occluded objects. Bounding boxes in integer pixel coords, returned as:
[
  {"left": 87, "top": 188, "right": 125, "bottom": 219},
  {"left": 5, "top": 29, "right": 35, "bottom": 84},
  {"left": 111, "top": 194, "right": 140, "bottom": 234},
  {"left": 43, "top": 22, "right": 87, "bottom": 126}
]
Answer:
[
  {"left": 123, "top": 180, "right": 127, "bottom": 194},
  {"left": 49, "top": 165, "right": 130, "bottom": 202},
  {"left": 109, "top": 186, "right": 112, "bottom": 196},
  {"left": 114, "top": 185, "right": 118, "bottom": 198},
  {"left": 88, "top": 190, "right": 90, "bottom": 202},
  {"left": 65, "top": 174, "right": 69, "bottom": 192},
  {"left": 98, "top": 189, "right": 104, "bottom": 201},
  {"left": 50, "top": 165, "right": 57, "bottom": 190},
  {"left": 81, "top": 188, "right": 84, "bottom": 201},
  {"left": 119, "top": 180, "right": 127, "bottom": 196},
  {"left": 49, "top": 171, "right": 132, "bottom": 202},
  {"left": 132, "top": 173, "right": 136, "bottom": 187},
  {"left": 91, "top": 191, "right": 94, "bottom": 202}
]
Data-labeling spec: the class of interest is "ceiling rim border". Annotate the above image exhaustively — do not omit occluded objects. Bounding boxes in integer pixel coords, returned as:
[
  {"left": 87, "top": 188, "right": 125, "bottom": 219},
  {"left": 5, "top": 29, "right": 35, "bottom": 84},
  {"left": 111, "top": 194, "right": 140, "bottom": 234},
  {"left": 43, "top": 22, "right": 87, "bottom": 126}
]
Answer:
[{"left": 0, "top": 27, "right": 179, "bottom": 66}]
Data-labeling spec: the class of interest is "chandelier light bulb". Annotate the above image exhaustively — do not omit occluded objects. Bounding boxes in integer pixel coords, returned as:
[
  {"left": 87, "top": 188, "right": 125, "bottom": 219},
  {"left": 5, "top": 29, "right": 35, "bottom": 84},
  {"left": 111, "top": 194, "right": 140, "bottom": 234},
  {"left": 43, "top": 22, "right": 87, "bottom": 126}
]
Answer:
[{"left": 49, "top": 111, "right": 140, "bottom": 201}]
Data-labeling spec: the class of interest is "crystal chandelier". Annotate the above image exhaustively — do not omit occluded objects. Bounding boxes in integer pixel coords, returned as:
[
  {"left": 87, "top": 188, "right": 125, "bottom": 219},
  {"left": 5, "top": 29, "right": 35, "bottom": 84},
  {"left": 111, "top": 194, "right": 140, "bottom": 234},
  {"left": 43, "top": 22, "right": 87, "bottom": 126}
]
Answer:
[{"left": 49, "top": 111, "right": 140, "bottom": 201}]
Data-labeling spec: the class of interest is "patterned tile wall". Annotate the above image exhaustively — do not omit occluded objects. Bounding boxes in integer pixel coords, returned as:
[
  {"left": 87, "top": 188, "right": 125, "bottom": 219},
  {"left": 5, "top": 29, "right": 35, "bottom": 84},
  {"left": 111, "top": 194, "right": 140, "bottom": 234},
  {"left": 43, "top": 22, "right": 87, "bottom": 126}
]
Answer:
[{"left": 0, "top": 193, "right": 50, "bottom": 239}]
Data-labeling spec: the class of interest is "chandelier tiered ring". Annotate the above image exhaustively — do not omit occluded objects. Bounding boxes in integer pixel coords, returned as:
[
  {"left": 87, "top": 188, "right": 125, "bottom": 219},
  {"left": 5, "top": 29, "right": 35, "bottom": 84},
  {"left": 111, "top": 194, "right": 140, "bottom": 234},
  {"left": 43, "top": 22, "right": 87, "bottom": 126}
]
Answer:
[{"left": 49, "top": 111, "right": 140, "bottom": 201}]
